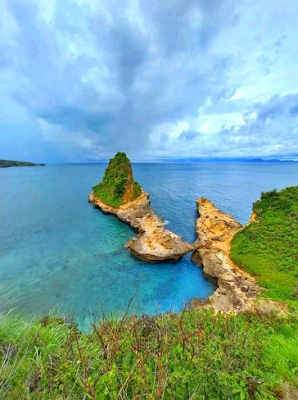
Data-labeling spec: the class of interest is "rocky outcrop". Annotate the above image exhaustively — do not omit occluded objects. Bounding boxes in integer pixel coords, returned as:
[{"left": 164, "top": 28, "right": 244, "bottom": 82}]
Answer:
[
  {"left": 191, "top": 198, "right": 260, "bottom": 312},
  {"left": 190, "top": 198, "right": 288, "bottom": 314},
  {"left": 92, "top": 152, "right": 142, "bottom": 207},
  {"left": 89, "top": 191, "right": 194, "bottom": 262},
  {"left": 90, "top": 152, "right": 194, "bottom": 261}
]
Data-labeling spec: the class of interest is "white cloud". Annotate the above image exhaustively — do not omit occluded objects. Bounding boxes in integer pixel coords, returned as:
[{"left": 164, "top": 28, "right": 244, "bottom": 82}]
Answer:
[{"left": 0, "top": 0, "right": 298, "bottom": 161}]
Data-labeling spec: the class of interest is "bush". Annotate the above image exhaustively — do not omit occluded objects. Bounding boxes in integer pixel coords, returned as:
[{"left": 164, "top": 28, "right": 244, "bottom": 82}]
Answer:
[{"left": 1, "top": 310, "right": 297, "bottom": 399}]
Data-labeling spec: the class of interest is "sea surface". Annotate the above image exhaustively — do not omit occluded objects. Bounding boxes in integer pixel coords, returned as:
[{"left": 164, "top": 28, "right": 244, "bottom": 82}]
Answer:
[{"left": 1, "top": 162, "right": 298, "bottom": 330}]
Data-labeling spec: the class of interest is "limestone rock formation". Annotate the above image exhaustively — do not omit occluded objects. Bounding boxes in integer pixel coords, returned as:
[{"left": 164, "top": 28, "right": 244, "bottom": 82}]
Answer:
[
  {"left": 89, "top": 154, "right": 194, "bottom": 262},
  {"left": 191, "top": 198, "right": 260, "bottom": 312}
]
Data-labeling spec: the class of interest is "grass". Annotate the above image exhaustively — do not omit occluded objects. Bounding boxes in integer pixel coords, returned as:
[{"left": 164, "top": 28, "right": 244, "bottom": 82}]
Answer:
[
  {"left": 231, "top": 187, "right": 298, "bottom": 303},
  {"left": 93, "top": 152, "right": 142, "bottom": 207},
  {"left": 1, "top": 309, "right": 297, "bottom": 399}
]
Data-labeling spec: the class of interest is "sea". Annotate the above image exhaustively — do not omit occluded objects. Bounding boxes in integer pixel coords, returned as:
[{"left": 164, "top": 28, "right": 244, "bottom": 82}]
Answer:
[{"left": 1, "top": 162, "right": 298, "bottom": 330}]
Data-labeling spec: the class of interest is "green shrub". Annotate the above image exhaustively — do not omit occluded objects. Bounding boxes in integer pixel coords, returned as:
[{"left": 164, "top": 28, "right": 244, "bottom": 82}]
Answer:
[
  {"left": 1, "top": 310, "right": 296, "bottom": 399},
  {"left": 132, "top": 181, "right": 142, "bottom": 200}
]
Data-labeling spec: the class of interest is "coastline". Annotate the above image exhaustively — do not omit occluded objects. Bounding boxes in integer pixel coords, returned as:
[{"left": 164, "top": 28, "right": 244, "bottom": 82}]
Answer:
[
  {"left": 89, "top": 191, "right": 288, "bottom": 314},
  {"left": 190, "top": 198, "right": 288, "bottom": 315},
  {"left": 0, "top": 160, "right": 45, "bottom": 168},
  {"left": 88, "top": 191, "right": 195, "bottom": 262}
]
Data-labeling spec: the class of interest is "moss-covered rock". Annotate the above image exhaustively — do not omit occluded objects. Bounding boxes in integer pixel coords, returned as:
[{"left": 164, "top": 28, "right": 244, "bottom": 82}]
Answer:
[{"left": 92, "top": 152, "right": 142, "bottom": 207}]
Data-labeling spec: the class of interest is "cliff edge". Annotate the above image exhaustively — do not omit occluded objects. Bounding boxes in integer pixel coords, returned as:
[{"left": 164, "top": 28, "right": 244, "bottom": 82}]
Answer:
[
  {"left": 191, "top": 198, "right": 260, "bottom": 312},
  {"left": 191, "top": 197, "right": 288, "bottom": 314}
]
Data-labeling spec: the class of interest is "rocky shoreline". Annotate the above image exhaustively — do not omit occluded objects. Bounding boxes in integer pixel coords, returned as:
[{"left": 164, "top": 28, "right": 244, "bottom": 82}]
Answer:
[
  {"left": 89, "top": 176, "right": 287, "bottom": 314},
  {"left": 190, "top": 198, "right": 259, "bottom": 312},
  {"left": 89, "top": 191, "right": 194, "bottom": 262},
  {"left": 190, "top": 198, "right": 287, "bottom": 314}
]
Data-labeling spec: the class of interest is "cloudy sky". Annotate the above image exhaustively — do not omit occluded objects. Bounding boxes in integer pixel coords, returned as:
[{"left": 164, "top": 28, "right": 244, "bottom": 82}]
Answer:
[{"left": 0, "top": 0, "right": 298, "bottom": 162}]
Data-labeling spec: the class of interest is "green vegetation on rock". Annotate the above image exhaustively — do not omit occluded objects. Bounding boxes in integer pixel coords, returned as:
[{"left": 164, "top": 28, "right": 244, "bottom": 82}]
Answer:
[
  {"left": 1, "top": 310, "right": 297, "bottom": 399},
  {"left": 92, "top": 152, "right": 142, "bottom": 207},
  {"left": 231, "top": 186, "right": 298, "bottom": 303}
]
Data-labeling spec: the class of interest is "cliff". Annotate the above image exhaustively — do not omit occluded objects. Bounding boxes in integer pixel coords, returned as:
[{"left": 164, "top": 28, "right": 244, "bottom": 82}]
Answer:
[
  {"left": 89, "top": 154, "right": 194, "bottom": 261},
  {"left": 190, "top": 198, "right": 260, "bottom": 312},
  {"left": 191, "top": 198, "right": 288, "bottom": 314},
  {"left": 0, "top": 160, "right": 45, "bottom": 168}
]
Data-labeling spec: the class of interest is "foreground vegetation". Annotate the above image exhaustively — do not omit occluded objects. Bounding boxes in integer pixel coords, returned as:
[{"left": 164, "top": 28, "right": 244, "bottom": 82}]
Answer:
[
  {"left": 1, "top": 309, "right": 298, "bottom": 400},
  {"left": 231, "top": 186, "right": 298, "bottom": 303},
  {"left": 92, "top": 152, "right": 142, "bottom": 207},
  {"left": 2, "top": 186, "right": 298, "bottom": 399}
]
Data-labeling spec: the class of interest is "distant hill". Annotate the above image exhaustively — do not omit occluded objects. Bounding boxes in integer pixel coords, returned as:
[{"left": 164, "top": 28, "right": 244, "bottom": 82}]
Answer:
[
  {"left": 157, "top": 157, "right": 297, "bottom": 163},
  {"left": 0, "top": 160, "right": 45, "bottom": 168}
]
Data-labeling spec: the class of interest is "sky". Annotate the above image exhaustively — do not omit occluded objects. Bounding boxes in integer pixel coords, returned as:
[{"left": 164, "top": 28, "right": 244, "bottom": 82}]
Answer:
[{"left": 0, "top": 0, "right": 298, "bottom": 162}]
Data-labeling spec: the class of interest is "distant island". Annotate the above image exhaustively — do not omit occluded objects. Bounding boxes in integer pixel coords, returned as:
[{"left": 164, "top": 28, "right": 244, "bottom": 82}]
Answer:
[
  {"left": 158, "top": 157, "right": 297, "bottom": 163},
  {"left": 0, "top": 159, "right": 45, "bottom": 168}
]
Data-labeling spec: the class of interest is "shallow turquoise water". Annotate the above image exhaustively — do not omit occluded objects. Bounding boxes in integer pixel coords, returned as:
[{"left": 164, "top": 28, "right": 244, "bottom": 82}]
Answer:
[{"left": 0, "top": 163, "right": 298, "bottom": 329}]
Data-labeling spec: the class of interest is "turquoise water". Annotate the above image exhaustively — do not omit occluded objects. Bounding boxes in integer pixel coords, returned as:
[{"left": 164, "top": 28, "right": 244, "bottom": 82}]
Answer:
[{"left": 1, "top": 163, "right": 298, "bottom": 329}]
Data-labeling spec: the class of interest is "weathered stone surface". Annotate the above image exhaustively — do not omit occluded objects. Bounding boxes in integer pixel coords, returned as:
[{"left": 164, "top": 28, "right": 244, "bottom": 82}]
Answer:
[
  {"left": 89, "top": 192, "right": 194, "bottom": 262},
  {"left": 191, "top": 197, "right": 261, "bottom": 313},
  {"left": 191, "top": 197, "right": 287, "bottom": 315}
]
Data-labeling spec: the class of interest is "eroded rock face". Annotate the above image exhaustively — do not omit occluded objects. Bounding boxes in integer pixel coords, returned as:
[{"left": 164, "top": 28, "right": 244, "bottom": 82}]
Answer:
[
  {"left": 191, "top": 198, "right": 260, "bottom": 312},
  {"left": 89, "top": 192, "right": 194, "bottom": 262},
  {"left": 190, "top": 197, "right": 288, "bottom": 315}
]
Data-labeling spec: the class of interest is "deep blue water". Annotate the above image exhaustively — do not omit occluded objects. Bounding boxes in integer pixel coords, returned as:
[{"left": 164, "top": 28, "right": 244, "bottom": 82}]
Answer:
[{"left": 1, "top": 162, "right": 298, "bottom": 329}]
